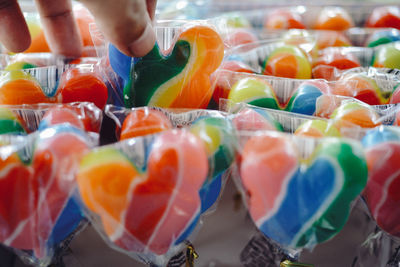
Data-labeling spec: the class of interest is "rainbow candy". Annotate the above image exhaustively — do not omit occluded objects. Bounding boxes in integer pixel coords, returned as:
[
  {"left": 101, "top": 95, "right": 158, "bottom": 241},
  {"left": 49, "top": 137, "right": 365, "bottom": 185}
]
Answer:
[
  {"left": 366, "top": 29, "right": 400, "bottom": 47},
  {"left": 77, "top": 130, "right": 208, "bottom": 255},
  {"left": 190, "top": 117, "right": 236, "bottom": 212},
  {"left": 233, "top": 107, "right": 283, "bottom": 132},
  {"left": 240, "top": 133, "right": 367, "bottom": 248},
  {"left": 262, "top": 45, "right": 312, "bottom": 79},
  {"left": 228, "top": 78, "right": 327, "bottom": 116},
  {"left": 0, "top": 107, "right": 26, "bottom": 135},
  {"left": 330, "top": 101, "right": 381, "bottom": 129},
  {"left": 294, "top": 119, "right": 341, "bottom": 138},
  {"left": 110, "top": 25, "right": 224, "bottom": 109},
  {"left": 372, "top": 42, "right": 400, "bottom": 69},
  {"left": 332, "top": 73, "right": 389, "bottom": 105},
  {"left": 313, "top": 7, "right": 354, "bottom": 31},
  {"left": 362, "top": 127, "right": 400, "bottom": 237}
]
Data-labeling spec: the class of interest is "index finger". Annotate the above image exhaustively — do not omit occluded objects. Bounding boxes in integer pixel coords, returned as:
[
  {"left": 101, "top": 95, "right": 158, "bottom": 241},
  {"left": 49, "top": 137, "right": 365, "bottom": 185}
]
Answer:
[
  {"left": 34, "top": 0, "right": 82, "bottom": 57},
  {"left": 0, "top": 0, "right": 31, "bottom": 52}
]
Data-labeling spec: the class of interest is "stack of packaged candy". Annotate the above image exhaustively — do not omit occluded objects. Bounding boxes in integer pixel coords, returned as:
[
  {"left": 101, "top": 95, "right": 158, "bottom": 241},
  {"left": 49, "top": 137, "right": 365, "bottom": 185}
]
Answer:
[{"left": 2, "top": 0, "right": 400, "bottom": 266}]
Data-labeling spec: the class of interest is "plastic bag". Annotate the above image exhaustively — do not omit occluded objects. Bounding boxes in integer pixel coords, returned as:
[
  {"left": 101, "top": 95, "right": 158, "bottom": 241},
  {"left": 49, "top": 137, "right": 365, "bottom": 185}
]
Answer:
[
  {"left": 76, "top": 128, "right": 220, "bottom": 266},
  {"left": 0, "top": 64, "right": 109, "bottom": 109},
  {"left": 105, "top": 104, "right": 234, "bottom": 215},
  {"left": 106, "top": 22, "right": 224, "bottom": 108},
  {"left": 234, "top": 130, "right": 368, "bottom": 254}
]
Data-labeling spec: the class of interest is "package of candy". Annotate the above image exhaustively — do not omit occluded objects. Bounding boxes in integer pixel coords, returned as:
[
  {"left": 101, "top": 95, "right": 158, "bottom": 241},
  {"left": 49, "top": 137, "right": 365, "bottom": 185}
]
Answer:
[
  {"left": 213, "top": 69, "right": 400, "bottom": 117},
  {"left": 0, "top": 119, "right": 98, "bottom": 265},
  {"left": 75, "top": 126, "right": 234, "bottom": 265},
  {"left": 234, "top": 130, "right": 368, "bottom": 254},
  {"left": 0, "top": 64, "right": 109, "bottom": 109},
  {"left": 106, "top": 22, "right": 225, "bottom": 109},
  {"left": 214, "top": 4, "right": 400, "bottom": 31},
  {"left": 105, "top": 104, "right": 234, "bottom": 215},
  {"left": 227, "top": 102, "right": 346, "bottom": 138}
]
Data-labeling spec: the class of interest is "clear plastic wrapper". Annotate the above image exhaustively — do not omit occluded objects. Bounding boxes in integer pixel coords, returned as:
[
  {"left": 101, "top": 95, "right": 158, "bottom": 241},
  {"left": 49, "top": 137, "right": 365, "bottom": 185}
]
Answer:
[
  {"left": 0, "top": 102, "right": 102, "bottom": 135},
  {"left": 0, "top": 64, "right": 109, "bottom": 109},
  {"left": 105, "top": 104, "right": 233, "bottom": 215},
  {"left": 0, "top": 122, "right": 97, "bottom": 266},
  {"left": 233, "top": 130, "right": 368, "bottom": 256},
  {"left": 0, "top": 53, "right": 100, "bottom": 70},
  {"left": 213, "top": 70, "right": 400, "bottom": 119},
  {"left": 75, "top": 126, "right": 235, "bottom": 266},
  {"left": 105, "top": 22, "right": 225, "bottom": 108},
  {"left": 213, "top": 5, "right": 400, "bottom": 31}
]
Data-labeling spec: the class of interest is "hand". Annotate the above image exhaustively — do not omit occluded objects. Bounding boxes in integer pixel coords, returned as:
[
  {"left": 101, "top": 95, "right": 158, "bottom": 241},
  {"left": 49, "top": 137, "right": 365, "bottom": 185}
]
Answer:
[{"left": 0, "top": 0, "right": 156, "bottom": 57}]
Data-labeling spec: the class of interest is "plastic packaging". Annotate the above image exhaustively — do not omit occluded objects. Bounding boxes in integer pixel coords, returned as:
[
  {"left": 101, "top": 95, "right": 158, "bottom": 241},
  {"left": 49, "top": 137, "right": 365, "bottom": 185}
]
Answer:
[
  {"left": 105, "top": 104, "right": 234, "bottom": 215},
  {"left": 234, "top": 130, "right": 368, "bottom": 252},
  {"left": 0, "top": 64, "right": 109, "bottom": 109},
  {"left": 106, "top": 22, "right": 224, "bottom": 108},
  {"left": 76, "top": 129, "right": 215, "bottom": 266},
  {"left": 0, "top": 122, "right": 97, "bottom": 266}
]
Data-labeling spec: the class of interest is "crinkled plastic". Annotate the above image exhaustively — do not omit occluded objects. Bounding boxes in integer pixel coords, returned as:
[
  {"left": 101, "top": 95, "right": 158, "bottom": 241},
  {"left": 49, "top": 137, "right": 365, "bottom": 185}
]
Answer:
[
  {"left": 0, "top": 53, "right": 100, "bottom": 70},
  {"left": 213, "top": 70, "right": 399, "bottom": 119},
  {"left": 0, "top": 122, "right": 97, "bottom": 266},
  {"left": 213, "top": 5, "right": 400, "bottom": 31},
  {"left": 75, "top": 128, "right": 233, "bottom": 266},
  {"left": 106, "top": 22, "right": 224, "bottom": 108},
  {"left": 0, "top": 64, "right": 109, "bottom": 109},
  {"left": 105, "top": 104, "right": 234, "bottom": 215},
  {"left": 234, "top": 130, "right": 368, "bottom": 252}
]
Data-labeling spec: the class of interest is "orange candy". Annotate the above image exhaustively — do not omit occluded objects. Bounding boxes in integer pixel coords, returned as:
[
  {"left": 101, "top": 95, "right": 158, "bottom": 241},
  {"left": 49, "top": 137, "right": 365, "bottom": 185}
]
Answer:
[
  {"left": 120, "top": 109, "right": 172, "bottom": 140},
  {"left": 314, "top": 7, "right": 354, "bottom": 31}
]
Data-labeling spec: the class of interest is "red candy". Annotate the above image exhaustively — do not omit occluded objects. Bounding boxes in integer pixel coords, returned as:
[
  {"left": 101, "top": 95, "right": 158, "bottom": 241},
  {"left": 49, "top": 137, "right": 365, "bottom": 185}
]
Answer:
[
  {"left": 312, "top": 49, "right": 361, "bottom": 80},
  {"left": 224, "top": 29, "right": 258, "bottom": 48},
  {"left": 264, "top": 9, "right": 306, "bottom": 30},
  {"left": 56, "top": 69, "right": 108, "bottom": 109},
  {"left": 366, "top": 6, "right": 400, "bottom": 29}
]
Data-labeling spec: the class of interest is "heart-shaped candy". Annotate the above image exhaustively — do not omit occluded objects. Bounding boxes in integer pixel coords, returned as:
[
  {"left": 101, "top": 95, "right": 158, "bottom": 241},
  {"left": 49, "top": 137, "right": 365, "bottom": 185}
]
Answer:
[
  {"left": 77, "top": 130, "right": 208, "bottom": 254},
  {"left": 362, "top": 127, "right": 400, "bottom": 237},
  {"left": 240, "top": 134, "right": 367, "bottom": 248},
  {"left": 111, "top": 25, "right": 224, "bottom": 108}
]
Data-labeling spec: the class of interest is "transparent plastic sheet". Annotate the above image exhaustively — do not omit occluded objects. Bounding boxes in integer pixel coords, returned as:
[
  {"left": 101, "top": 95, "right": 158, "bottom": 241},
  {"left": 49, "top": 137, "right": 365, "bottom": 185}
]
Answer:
[
  {"left": 0, "top": 63, "right": 109, "bottom": 109},
  {"left": 0, "top": 122, "right": 98, "bottom": 266},
  {"left": 224, "top": 101, "right": 359, "bottom": 139},
  {"left": 212, "top": 4, "right": 400, "bottom": 30},
  {"left": 220, "top": 27, "right": 400, "bottom": 50},
  {"left": 212, "top": 69, "right": 400, "bottom": 120},
  {"left": 104, "top": 104, "right": 233, "bottom": 216},
  {"left": 231, "top": 130, "right": 368, "bottom": 265},
  {"left": 0, "top": 102, "right": 103, "bottom": 135},
  {"left": 75, "top": 127, "right": 236, "bottom": 266},
  {"left": 102, "top": 21, "right": 226, "bottom": 109},
  {"left": 0, "top": 53, "right": 100, "bottom": 70},
  {"left": 222, "top": 38, "right": 400, "bottom": 81}
]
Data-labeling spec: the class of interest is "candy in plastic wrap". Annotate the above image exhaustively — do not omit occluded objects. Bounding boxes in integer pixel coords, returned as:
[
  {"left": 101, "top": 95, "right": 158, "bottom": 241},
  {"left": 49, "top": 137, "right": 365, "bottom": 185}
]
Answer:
[
  {"left": 109, "top": 24, "right": 224, "bottom": 109},
  {"left": 232, "top": 107, "right": 283, "bottom": 132},
  {"left": 239, "top": 131, "right": 368, "bottom": 249},
  {"left": 362, "top": 126, "right": 400, "bottom": 238},
  {"left": 294, "top": 119, "right": 341, "bottom": 138},
  {"left": 366, "top": 29, "right": 400, "bottom": 48},
  {"left": 313, "top": 7, "right": 354, "bottom": 31},
  {"left": 262, "top": 45, "right": 312, "bottom": 79},
  {"left": 0, "top": 66, "right": 108, "bottom": 109},
  {"left": 366, "top": 6, "right": 400, "bottom": 29},
  {"left": 0, "top": 107, "right": 26, "bottom": 135},
  {"left": 120, "top": 109, "right": 172, "bottom": 140},
  {"left": 372, "top": 42, "right": 400, "bottom": 69},
  {"left": 264, "top": 9, "right": 305, "bottom": 30},
  {"left": 77, "top": 129, "right": 208, "bottom": 260},
  {"left": 332, "top": 73, "right": 390, "bottom": 105},
  {"left": 190, "top": 117, "right": 235, "bottom": 212}
]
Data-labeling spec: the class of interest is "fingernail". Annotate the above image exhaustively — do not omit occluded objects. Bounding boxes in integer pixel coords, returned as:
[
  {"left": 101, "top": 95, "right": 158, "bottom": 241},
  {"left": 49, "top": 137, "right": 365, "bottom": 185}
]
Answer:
[{"left": 128, "top": 23, "right": 156, "bottom": 57}]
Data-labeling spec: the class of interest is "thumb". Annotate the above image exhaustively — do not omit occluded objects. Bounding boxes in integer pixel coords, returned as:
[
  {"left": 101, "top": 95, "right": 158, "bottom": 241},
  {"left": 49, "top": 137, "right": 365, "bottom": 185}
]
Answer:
[{"left": 81, "top": 0, "right": 156, "bottom": 57}]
